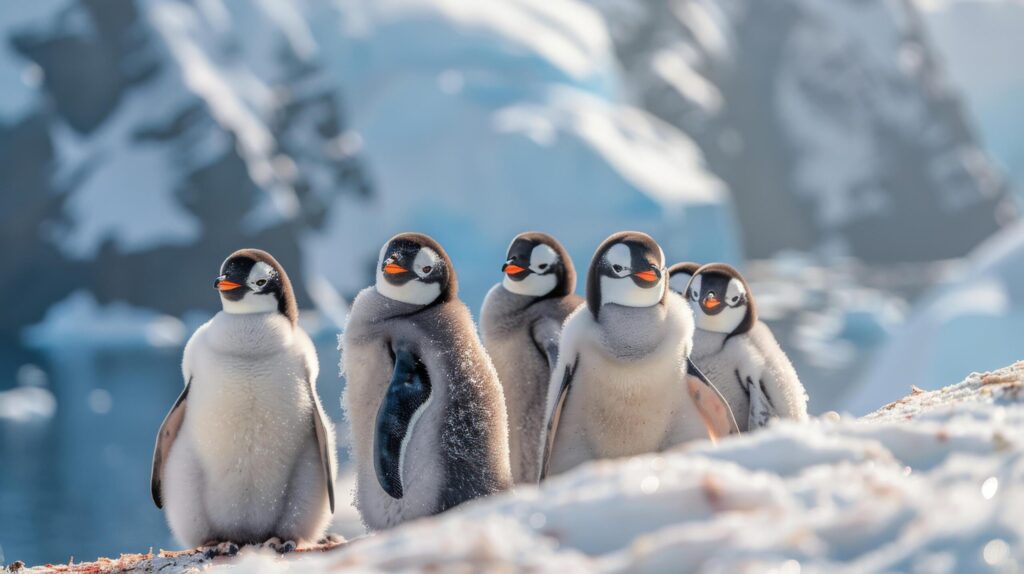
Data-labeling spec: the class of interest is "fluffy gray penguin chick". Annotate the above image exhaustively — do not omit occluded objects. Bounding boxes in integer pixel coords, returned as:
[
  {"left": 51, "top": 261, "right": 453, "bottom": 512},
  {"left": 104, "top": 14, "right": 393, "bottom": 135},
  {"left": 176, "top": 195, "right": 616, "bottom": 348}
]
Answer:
[
  {"left": 341, "top": 232, "right": 512, "bottom": 530},
  {"left": 541, "top": 232, "right": 737, "bottom": 479},
  {"left": 480, "top": 231, "right": 584, "bottom": 483},
  {"left": 679, "top": 263, "right": 809, "bottom": 430}
]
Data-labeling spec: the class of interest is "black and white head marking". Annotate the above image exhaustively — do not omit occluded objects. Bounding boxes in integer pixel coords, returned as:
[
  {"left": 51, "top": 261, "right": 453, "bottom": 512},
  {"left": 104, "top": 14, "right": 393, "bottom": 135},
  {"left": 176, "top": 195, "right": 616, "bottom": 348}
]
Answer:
[
  {"left": 667, "top": 261, "right": 701, "bottom": 295},
  {"left": 215, "top": 248, "right": 298, "bottom": 324},
  {"left": 586, "top": 231, "right": 666, "bottom": 319},
  {"left": 501, "top": 231, "right": 576, "bottom": 299},
  {"left": 375, "top": 233, "right": 456, "bottom": 306},
  {"left": 686, "top": 263, "right": 756, "bottom": 336}
]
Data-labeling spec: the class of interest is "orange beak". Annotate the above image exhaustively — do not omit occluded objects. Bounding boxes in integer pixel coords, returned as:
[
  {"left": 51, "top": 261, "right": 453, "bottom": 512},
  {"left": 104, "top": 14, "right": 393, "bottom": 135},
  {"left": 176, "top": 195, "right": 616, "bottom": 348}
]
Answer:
[
  {"left": 504, "top": 264, "right": 526, "bottom": 275},
  {"left": 703, "top": 296, "right": 721, "bottom": 309},
  {"left": 216, "top": 280, "right": 242, "bottom": 292},
  {"left": 633, "top": 269, "right": 658, "bottom": 282},
  {"left": 384, "top": 263, "right": 406, "bottom": 275}
]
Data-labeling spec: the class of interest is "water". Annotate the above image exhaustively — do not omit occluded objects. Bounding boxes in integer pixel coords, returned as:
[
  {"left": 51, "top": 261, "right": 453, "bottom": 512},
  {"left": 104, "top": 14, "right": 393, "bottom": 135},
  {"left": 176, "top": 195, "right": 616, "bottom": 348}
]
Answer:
[{"left": 0, "top": 336, "right": 349, "bottom": 566}]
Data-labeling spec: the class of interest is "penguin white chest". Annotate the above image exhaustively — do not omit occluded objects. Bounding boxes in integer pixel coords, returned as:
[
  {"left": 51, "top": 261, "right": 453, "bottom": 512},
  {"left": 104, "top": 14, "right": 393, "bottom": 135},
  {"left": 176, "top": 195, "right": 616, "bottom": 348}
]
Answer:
[
  {"left": 575, "top": 346, "right": 692, "bottom": 457},
  {"left": 187, "top": 346, "right": 312, "bottom": 501}
]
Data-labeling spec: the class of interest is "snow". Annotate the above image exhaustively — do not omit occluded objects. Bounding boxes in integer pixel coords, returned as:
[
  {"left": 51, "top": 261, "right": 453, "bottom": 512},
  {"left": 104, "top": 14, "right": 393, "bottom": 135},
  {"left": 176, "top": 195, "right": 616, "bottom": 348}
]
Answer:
[
  {"left": 22, "top": 290, "right": 187, "bottom": 349},
  {"left": 848, "top": 221, "right": 1024, "bottom": 414},
  {"left": 182, "top": 362, "right": 1024, "bottom": 573},
  {"left": 0, "top": 386, "right": 56, "bottom": 424}
]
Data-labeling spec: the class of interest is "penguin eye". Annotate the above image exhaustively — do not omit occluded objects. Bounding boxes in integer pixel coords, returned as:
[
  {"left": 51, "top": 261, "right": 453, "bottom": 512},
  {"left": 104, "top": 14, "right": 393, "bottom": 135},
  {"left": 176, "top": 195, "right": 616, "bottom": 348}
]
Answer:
[
  {"left": 422, "top": 266, "right": 432, "bottom": 274},
  {"left": 256, "top": 279, "right": 267, "bottom": 287},
  {"left": 612, "top": 264, "right": 623, "bottom": 273},
  {"left": 539, "top": 263, "right": 548, "bottom": 270},
  {"left": 731, "top": 296, "right": 739, "bottom": 303}
]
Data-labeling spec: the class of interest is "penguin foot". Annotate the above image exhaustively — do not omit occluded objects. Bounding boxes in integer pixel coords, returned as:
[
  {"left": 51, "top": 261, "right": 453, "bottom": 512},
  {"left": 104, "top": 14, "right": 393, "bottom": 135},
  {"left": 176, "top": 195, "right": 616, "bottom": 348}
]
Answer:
[
  {"left": 318, "top": 533, "right": 346, "bottom": 546},
  {"left": 199, "top": 541, "right": 239, "bottom": 558},
  {"left": 261, "top": 537, "right": 297, "bottom": 554}
]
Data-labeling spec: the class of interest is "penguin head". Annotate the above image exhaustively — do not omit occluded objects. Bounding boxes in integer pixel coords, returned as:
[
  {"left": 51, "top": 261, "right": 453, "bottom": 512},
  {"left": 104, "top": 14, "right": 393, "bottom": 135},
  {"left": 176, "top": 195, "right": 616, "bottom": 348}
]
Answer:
[
  {"left": 685, "top": 263, "right": 756, "bottom": 336},
  {"left": 215, "top": 249, "right": 298, "bottom": 325},
  {"left": 501, "top": 231, "right": 576, "bottom": 299},
  {"left": 586, "top": 231, "right": 666, "bottom": 319},
  {"left": 375, "top": 232, "right": 456, "bottom": 306},
  {"left": 667, "top": 261, "right": 701, "bottom": 295}
]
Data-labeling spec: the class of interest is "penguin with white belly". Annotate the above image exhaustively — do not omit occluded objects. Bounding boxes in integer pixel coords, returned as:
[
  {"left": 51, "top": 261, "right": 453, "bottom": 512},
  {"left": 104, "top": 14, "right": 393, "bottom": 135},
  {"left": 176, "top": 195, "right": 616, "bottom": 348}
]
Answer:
[
  {"left": 540, "top": 232, "right": 737, "bottom": 479},
  {"left": 480, "top": 232, "right": 584, "bottom": 484},
  {"left": 341, "top": 232, "right": 512, "bottom": 530},
  {"left": 151, "top": 249, "right": 337, "bottom": 553},
  {"left": 681, "top": 263, "right": 808, "bottom": 430}
]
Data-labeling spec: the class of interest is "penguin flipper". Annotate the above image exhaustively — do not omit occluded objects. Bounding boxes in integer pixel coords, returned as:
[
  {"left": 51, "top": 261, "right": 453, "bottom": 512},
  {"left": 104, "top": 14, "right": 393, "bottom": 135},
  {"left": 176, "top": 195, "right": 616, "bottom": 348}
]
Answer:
[
  {"left": 540, "top": 356, "right": 577, "bottom": 480},
  {"left": 741, "top": 373, "right": 778, "bottom": 430},
  {"left": 531, "top": 317, "right": 562, "bottom": 370},
  {"left": 305, "top": 367, "right": 337, "bottom": 513},
  {"left": 374, "top": 346, "right": 432, "bottom": 499},
  {"left": 685, "top": 360, "right": 739, "bottom": 441},
  {"left": 151, "top": 378, "right": 191, "bottom": 509}
]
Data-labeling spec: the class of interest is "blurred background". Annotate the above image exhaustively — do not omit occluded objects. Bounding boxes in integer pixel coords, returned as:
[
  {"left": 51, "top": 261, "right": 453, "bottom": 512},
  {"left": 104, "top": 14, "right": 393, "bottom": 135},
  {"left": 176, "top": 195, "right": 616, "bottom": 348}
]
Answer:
[{"left": 1, "top": 0, "right": 1022, "bottom": 566}]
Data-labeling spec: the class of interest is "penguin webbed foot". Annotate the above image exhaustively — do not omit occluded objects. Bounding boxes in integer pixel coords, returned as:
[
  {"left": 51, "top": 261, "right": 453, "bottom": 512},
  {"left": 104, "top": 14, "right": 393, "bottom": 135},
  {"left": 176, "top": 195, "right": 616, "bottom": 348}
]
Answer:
[
  {"left": 198, "top": 541, "right": 239, "bottom": 558},
  {"left": 318, "top": 533, "right": 346, "bottom": 546},
  {"left": 261, "top": 537, "right": 297, "bottom": 554}
]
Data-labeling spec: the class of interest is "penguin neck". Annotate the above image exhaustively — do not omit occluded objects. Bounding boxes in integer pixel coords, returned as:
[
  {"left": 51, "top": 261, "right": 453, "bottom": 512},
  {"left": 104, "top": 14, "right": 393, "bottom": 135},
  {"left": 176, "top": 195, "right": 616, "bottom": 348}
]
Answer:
[
  {"left": 208, "top": 311, "right": 297, "bottom": 355},
  {"left": 368, "top": 288, "right": 438, "bottom": 322},
  {"left": 595, "top": 302, "right": 671, "bottom": 360},
  {"left": 502, "top": 273, "right": 557, "bottom": 298},
  {"left": 481, "top": 283, "right": 542, "bottom": 338}
]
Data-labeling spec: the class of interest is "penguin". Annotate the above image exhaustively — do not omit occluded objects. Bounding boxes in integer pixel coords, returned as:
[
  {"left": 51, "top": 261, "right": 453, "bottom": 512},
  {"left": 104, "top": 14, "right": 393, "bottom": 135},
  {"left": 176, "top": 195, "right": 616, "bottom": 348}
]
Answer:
[
  {"left": 480, "top": 232, "right": 584, "bottom": 484},
  {"left": 151, "top": 249, "right": 337, "bottom": 553},
  {"left": 681, "top": 263, "right": 808, "bottom": 431},
  {"left": 667, "top": 261, "right": 701, "bottom": 296},
  {"left": 341, "top": 232, "right": 512, "bottom": 530},
  {"left": 540, "top": 232, "right": 737, "bottom": 479}
]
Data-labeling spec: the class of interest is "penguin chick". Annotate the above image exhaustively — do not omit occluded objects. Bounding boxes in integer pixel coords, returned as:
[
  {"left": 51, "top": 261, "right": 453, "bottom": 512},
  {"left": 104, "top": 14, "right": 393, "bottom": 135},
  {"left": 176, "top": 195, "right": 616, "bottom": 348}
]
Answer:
[
  {"left": 152, "top": 249, "right": 337, "bottom": 550},
  {"left": 341, "top": 233, "right": 512, "bottom": 530},
  {"left": 540, "top": 232, "right": 737, "bottom": 479},
  {"left": 667, "top": 261, "right": 701, "bottom": 296},
  {"left": 682, "top": 263, "right": 808, "bottom": 430},
  {"left": 480, "top": 232, "right": 584, "bottom": 484}
]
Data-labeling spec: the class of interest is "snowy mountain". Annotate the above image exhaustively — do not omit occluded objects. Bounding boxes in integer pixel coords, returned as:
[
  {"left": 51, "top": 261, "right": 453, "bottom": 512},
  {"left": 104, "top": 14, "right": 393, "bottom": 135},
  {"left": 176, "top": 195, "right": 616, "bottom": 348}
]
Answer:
[
  {"left": 0, "top": 0, "right": 738, "bottom": 354},
  {"left": 0, "top": 0, "right": 371, "bottom": 350},
  {"left": 589, "top": 0, "right": 1017, "bottom": 261},
  {"left": 915, "top": 0, "right": 1024, "bottom": 191}
]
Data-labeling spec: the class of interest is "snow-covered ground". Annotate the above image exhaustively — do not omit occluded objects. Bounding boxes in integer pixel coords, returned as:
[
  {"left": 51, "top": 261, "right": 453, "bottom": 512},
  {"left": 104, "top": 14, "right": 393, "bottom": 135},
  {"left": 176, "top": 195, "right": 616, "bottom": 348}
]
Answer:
[
  {"left": 41, "top": 361, "right": 1020, "bottom": 573},
  {"left": 226, "top": 362, "right": 1022, "bottom": 572}
]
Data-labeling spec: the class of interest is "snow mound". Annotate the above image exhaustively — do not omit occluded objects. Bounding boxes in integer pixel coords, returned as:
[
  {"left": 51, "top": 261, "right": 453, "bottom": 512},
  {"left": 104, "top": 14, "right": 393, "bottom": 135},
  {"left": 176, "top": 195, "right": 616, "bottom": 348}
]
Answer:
[{"left": 205, "top": 363, "right": 1024, "bottom": 573}]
